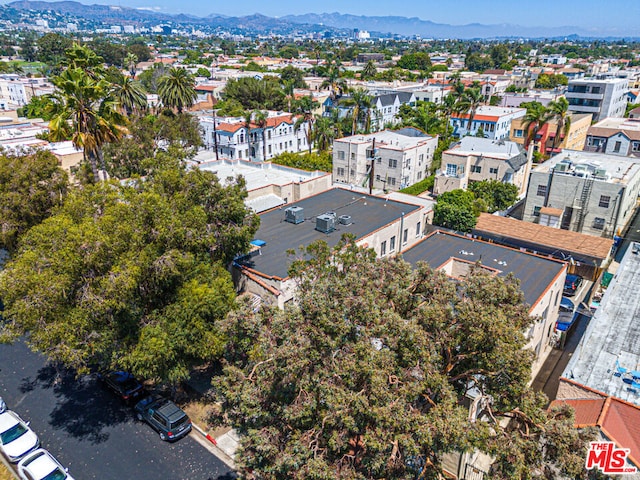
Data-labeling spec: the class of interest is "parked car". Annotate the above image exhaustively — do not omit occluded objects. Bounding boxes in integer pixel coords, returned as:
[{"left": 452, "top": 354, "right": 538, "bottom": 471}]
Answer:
[
  {"left": 17, "top": 448, "right": 75, "bottom": 480},
  {"left": 563, "top": 274, "right": 583, "bottom": 297},
  {"left": 134, "top": 395, "right": 192, "bottom": 441},
  {"left": 97, "top": 370, "right": 145, "bottom": 403},
  {"left": 0, "top": 410, "right": 39, "bottom": 463},
  {"left": 556, "top": 297, "right": 579, "bottom": 332}
]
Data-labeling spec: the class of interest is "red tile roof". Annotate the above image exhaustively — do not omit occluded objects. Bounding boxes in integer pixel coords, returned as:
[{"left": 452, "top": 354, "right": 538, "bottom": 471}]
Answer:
[
  {"left": 549, "top": 398, "right": 606, "bottom": 427},
  {"left": 216, "top": 114, "right": 297, "bottom": 134}
]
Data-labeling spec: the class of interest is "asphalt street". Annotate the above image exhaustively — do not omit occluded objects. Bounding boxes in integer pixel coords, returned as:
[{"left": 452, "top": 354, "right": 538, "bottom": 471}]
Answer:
[{"left": 0, "top": 340, "right": 235, "bottom": 480}]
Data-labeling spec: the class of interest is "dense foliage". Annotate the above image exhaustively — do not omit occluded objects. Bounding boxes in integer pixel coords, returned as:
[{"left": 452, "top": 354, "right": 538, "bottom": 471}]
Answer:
[
  {"left": 399, "top": 175, "right": 435, "bottom": 196},
  {"left": 215, "top": 238, "right": 595, "bottom": 479},
  {"left": 469, "top": 180, "right": 519, "bottom": 213},
  {"left": 270, "top": 151, "right": 332, "bottom": 172}
]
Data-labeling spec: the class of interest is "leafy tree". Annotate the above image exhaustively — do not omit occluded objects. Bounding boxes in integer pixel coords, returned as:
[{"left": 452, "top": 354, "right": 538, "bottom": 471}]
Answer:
[
  {"left": 90, "top": 37, "right": 126, "bottom": 67},
  {"left": 397, "top": 52, "right": 432, "bottom": 71},
  {"left": 433, "top": 189, "right": 478, "bottom": 231},
  {"left": 399, "top": 175, "right": 434, "bottom": 195},
  {"left": 534, "top": 74, "right": 568, "bottom": 89},
  {"left": 469, "top": 180, "right": 519, "bottom": 213},
  {"left": 19, "top": 95, "right": 56, "bottom": 120},
  {"left": 342, "top": 88, "right": 373, "bottom": 135},
  {"left": 215, "top": 99, "right": 247, "bottom": 117},
  {"left": 19, "top": 34, "right": 37, "bottom": 62},
  {"left": 361, "top": 60, "right": 377, "bottom": 80},
  {"left": 127, "top": 40, "right": 151, "bottom": 63},
  {"left": 271, "top": 151, "right": 332, "bottom": 172},
  {"left": 320, "top": 60, "right": 347, "bottom": 101},
  {"left": 490, "top": 44, "right": 510, "bottom": 69},
  {"left": 243, "top": 61, "right": 265, "bottom": 73},
  {"left": 103, "top": 112, "right": 203, "bottom": 179},
  {"left": 223, "top": 76, "right": 286, "bottom": 111},
  {"left": 0, "top": 163, "right": 259, "bottom": 384},
  {"left": 137, "top": 63, "right": 169, "bottom": 94},
  {"left": 36, "top": 33, "right": 73, "bottom": 66},
  {"left": 196, "top": 67, "right": 211, "bottom": 78},
  {"left": 465, "top": 52, "right": 492, "bottom": 72},
  {"left": 278, "top": 46, "right": 299, "bottom": 59},
  {"left": 158, "top": 67, "right": 197, "bottom": 114},
  {"left": 214, "top": 238, "right": 594, "bottom": 479},
  {"left": 0, "top": 151, "right": 68, "bottom": 252},
  {"left": 279, "top": 65, "right": 307, "bottom": 89}
]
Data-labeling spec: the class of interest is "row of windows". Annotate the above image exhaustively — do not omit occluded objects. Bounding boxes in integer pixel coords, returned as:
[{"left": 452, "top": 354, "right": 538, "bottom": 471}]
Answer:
[
  {"left": 380, "top": 223, "right": 423, "bottom": 256},
  {"left": 470, "top": 165, "right": 500, "bottom": 175}
]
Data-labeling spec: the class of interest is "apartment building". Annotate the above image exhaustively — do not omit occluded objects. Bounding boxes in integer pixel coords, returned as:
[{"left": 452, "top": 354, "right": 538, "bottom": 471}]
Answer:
[
  {"left": 449, "top": 106, "right": 526, "bottom": 140},
  {"left": 565, "top": 77, "right": 629, "bottom": 121},
  {"left": 510, "top": 112, "right": 592, "bottom": 154},
  {"left": 332, "top": 128, "right": 438, "bottom": 191},
  {"left": 199, "top": 111, "right": 310, "bottom": 161},
  {"left": 433, "top": 137, "right": 531, "bottom": 196},
  {"left": 522, "top": 150, "right": 640, "bottom": 238},
  {"left": 585, "top": 117, "right": 640, "bottom": 158}
]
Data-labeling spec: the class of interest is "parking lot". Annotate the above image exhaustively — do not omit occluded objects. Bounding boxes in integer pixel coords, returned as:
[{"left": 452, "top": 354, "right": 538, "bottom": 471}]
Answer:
[{"left": 0, "top": 341, "right": 235, "bottom": 480}]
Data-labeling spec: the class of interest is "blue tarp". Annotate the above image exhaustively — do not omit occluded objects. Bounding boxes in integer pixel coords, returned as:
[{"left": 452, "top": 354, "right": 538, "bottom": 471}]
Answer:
[{"left": 250, "top": 239, "right": 267, "bottom": 247}]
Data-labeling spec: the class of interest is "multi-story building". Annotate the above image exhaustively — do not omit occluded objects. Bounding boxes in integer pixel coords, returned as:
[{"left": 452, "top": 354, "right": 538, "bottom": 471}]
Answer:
[
  {"left": 449, "top": 106, "right": 526, "bottom": 140},
  {"left": 433, "top": 137, "right": 531, "bottom": 196},
  {"left": 199, "top": 112, "right": 311, "bottom": 161},
  {"left": 332, "top": 128, "right": 438, "bottom": 191},
  {"left": 584, "top": 117, "right": 640, "bottom": 158},
  {"left": 522, "top": 150, "right": 640, "bottom": 238},
  {"left": 510, "top": 112, "right": 592, "bottom": 155},
  {"left": 565, "top": 77, "right": 629, "bottom": 121}
]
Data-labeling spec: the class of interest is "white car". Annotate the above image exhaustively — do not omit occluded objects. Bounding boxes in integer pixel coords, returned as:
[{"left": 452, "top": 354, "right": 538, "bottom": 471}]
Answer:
[
  {"left": 18, "top": 448, "right": 75, "bottom": 480},
  {"left": 0, "top": 410, "right": 39, "bottom": 462}
]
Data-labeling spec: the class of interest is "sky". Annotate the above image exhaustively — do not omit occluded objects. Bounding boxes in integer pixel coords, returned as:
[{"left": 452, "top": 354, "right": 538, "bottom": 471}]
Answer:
[{"left": 85, "top": 0, "right": 640, "bottom": 30}]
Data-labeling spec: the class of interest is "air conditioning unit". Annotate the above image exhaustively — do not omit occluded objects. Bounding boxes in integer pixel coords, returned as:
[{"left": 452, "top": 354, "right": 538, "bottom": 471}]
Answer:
[
  {"left": 594, "top": 168, "right": 608, "bottom": 179},
  {"left": 554, "top": 162, "right": 569, "bottom": 172},
  {"left": 284, "top": 206, "right": 304, "bottom": 224},
  {"left": 339, "top": 215, "right": 352, "bottom": 225},
  {"left": 315, "top": 214, "right": 335, "bottom": 234}
]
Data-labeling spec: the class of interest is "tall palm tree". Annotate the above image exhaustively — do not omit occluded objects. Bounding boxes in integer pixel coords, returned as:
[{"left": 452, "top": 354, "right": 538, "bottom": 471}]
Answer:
[
  {"left": 313, "top": 115, "right": 335, "bottom": 152},
  {"left": 157, "top": 67, "right": 197, "bottom": 114},
  {"left": 458, "top": 87, "right": 484, "bottom": 135},
  {"left": 111, "top": 73, "right": 147, "bottom": 116},
  {"left": 48, "top": 67, "right": 127, "bottom": 182},
  {"left": 253, "top": 110, "right": 268, "bottom": 161},
  {"left": 294, "top": 95, "right": 319, "bottom": 153},
  {"left": 361, "top": 60, "right": 377, "bottom": 80},
  {"left": 125, "top": 52, "right": 138, "bottom": 78},
  {"left": 343, "top": 88, "right": 373, "bottom": 135},
  {"left": 521, "top": 102, "right": 553, "bottom": 149},
  {"left": 244, "top": 111, "right": 253, "bottom": 160},
  {"left": 548, "top": 97, "right": 572, "bottom": 150},
  {"left": 439, "top": 94, "right": 457, "bottom": 139},
  {"left": 320, "top": 59, "right": 346, "bottom": 102}
]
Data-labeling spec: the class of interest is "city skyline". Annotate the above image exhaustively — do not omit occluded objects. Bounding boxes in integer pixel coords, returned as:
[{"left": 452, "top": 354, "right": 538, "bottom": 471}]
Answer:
[{"left": 25, "top": 0, "right": 638, "bottom": 30}]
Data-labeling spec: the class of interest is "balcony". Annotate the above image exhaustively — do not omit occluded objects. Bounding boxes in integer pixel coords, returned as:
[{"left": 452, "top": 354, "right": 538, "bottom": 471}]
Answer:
[{"left": 566, "top": 91, "right": 604, "bottom": 101}]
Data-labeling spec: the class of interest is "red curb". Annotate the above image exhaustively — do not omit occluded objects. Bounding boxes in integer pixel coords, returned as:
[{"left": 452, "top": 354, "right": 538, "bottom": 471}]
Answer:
[{"left": 205, "top": 433, "right": 217, "bottom": 446}]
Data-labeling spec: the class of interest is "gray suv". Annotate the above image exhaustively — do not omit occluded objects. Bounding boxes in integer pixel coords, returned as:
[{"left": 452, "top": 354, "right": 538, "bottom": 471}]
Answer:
[{"left": 134, "top": 396, "right": 192, "bottom": 441}]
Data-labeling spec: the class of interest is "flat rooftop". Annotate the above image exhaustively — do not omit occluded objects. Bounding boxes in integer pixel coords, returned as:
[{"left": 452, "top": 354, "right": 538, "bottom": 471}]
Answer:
[
  {"left": 198, "top": 158, "right": 327, "bottom": 191},
  {"left": 562, "top": 247, "right": 640, "bottom": 406},
  {"left": 446, "top": 137, "right": 523, "bottom": 159},
  {"left": 532, "top": 149, "right": 640, "bottom": 184},
  {"left": 400, "top": 230, "right": 565, "bottom": 308},
  {"left": 474, "top": 213, "right": 613, "bottom": 263},
  {"left": 237, "top": 188, "right": 420, "bottom": 279},
  {"left": 452, "top": 105, "right": 525, "bottom": 119},
  {"left": 589, "top": 117, "right": 640, "bottom": 140},
  {"left": 334, "top": 128, "right": 433, "bottom": 151}
]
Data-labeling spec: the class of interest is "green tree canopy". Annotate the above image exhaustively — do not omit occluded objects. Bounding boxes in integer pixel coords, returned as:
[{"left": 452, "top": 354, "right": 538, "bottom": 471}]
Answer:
[
  {"left": 223, "top": 76, "right": 287, "bottom": 111},
  {"left": 215, "top": 238, "right": 594, "bottom": 479},
  {"left": 157, "top": 67, "right": 197, "bottom": 114},
  {"left": 36, "top": 33, "right": 73, "bottom": 66},
  {"left": 0, "top": 163, "right": 259, "bottom": 383},
  {"left": 271, "top": 151, "right": 332, "bottom": 172},
  {"left": 397, "top": 52, "right": 432, "bottom": 71},
  {"left": 468, "top": 180, "right": 519, "bottom": 213},
  {"left": 433, "top": 189, "right": 479, "bottom": 232},
  {"left": 279, "top": 65, "right": 308, "bottom": 89},
  {"left": 0, "top": 151, "right": 68, "bottom": 252}
]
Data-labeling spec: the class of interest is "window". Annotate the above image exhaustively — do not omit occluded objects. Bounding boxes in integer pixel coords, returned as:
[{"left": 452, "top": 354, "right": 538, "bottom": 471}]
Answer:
[
  {"left": 593, "top": 217, "right": 605, "bottom": 230},
  {"left": 533, "top": 206, "right": 541, "bottom": 216},
  {"left": 390, "top": 236, "right": 396, "bottom": 252},
  {"left": 416, "top": 222, "right": 421, "bottom": 237},
  {"left": 381, "top": 241, "right": 386, "bottom": 256},
  {"left": 268, "top": 145, "right": 272, "bottom": 154},
  {"left": 614, "top": 141, "right": 622, "bottom": 153},
  {"left": 403, "top": 228, "right": 408, "bottom": 245},
  {"left": 351, "top": 152, "right": 356, "bottom": 161},
  {"left": 337, "top": 167, "right": 345, "bottom": 176},
  {"left": 337, "top": 151, "right": 345, "bottom": 160},
  {"left": 389, "top": 158, "right": 398, "bottom": 168},
  {"left": 350, "top": 169, "right": 355, "bottom": 177},
  {"left": 514, "top": 129, "right": 524, "bottom": 138},
  {"left": 418, "top": 154, "right": 424, "bottom": 163},
  {"left": 388, "top": 177, "right": 396, "bottom": 186},
  {"left": 489, "top": 167, "right": 499, "bottom": 174},
  {"left": 417, "top": 171, "right": 422, "bottom": 180},
  {"left": 536, "top": 185, "right": 547, "bottom": 197},
  {"left": 375, "top": 174, "right": 381, "bottom": 181},
  {"left": 632, "top": 142, "right": 640, "bottom": 152},
  {"left": 599, "top": 195, "right": 610, "bottom": 208},
  {"left": 446, "top": 164, "right": 457, "bottom": 176},
  {"left": 268, "top": 130, "right": 271, "bottom": 139},
  {"left": 471, "top": 165, "right": 482, "bottom": 173}
]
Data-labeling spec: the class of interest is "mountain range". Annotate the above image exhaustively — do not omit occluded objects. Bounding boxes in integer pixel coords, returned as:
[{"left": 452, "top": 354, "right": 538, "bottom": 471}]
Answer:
[{"left": 3, "top": 0, "right": 637, "bottom": 39}]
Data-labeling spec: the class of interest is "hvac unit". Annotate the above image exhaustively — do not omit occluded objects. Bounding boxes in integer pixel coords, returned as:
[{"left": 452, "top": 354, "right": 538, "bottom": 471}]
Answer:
[
  {"left": 339, "top": 215, "right": 352, "bottom": 225},
  {"left": 284, "top": 206, "right": 304, "bottom": 224},
  {"left": 315, "top": 214, "right": 336, "bottom": 234},
  {"left": 554, "top": 162, "right": 570, "bottom": 173},
  {"left": 594, "top": 168, "right": 608, "bottom": 179}
]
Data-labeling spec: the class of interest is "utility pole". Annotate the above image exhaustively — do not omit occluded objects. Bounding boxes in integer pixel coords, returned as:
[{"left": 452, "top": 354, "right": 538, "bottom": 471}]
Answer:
[
  {"left": 212, "top": 109, "right": 219, "bottom": 161},
  {"left": 369, "top": 138, "right": 376, "bottom": 195}
]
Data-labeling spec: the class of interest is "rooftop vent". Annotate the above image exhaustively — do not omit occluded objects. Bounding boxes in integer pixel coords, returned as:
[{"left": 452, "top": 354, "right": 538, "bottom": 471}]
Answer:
[
  {"left": 339, "top": 215, "right": 352, "bottom": 225},
  {"left": 284, "top": 206, "right": 304, "bottom": 224},
  {"left": 315, "top": 214, "right": 335, "bottom": 234}
]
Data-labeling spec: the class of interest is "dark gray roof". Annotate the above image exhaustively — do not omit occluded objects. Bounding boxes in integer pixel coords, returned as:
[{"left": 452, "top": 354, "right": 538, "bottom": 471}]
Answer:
[
  {"left": 505, "top": 150, "right": 528, "bottom": 172},
  {"left": 400, "top": 231, "right": 565, "bottom": 308},
  {"left": 396, "top": 91, "right": 415, "bottom": 104},
  {"left": 376, "top": 93, "right": 398, "bottom": 107},
  {"left": 395, "top": 127, "right": 428, "bottom": 138},
  {"left": 237, "top": 188, "right": 420, "bottom": 279}
]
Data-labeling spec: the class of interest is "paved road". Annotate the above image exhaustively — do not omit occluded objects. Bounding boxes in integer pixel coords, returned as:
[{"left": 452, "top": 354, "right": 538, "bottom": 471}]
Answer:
[{"left": 0, "top": 341, "right": 235, "bottom": 480}]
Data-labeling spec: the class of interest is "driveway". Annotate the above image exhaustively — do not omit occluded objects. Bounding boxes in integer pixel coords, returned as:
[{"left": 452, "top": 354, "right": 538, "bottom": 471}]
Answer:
[{"left": 0, "top": 341, "right": 235, "bottom": 480}]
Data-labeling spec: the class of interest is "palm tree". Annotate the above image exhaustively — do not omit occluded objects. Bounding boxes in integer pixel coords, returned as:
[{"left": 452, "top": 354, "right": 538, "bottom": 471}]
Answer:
[
  {"left": 313, "top": 116, "right": 335, "bottom": 152},
  {"left": 361, "top": 60, "right": 377, "bottom": 80},
  {"left": 521, "top": 102, "right": 553, "bottom": 149},
  {"left": 343, "top": 88, "right": 373, "bottom": 135},
  {"left": 253, "top": 110, "right": 268, "bottom": 161},
  {"left": 244, "top": 110, "right": 253, "bottom": 160},
  {"left": 320, "top": 59, "right": 346, "bottom": 101},
  {"left": 157, "top": 67, "right": 197, "bottom": 114},
  {"left": 125, "top": 52, "right": 138, "bottom": 78},
  {"left": 111, "top": 73, "right": 147, "bottom": 116},
  {"left": 48, "top": 67, "right": 127, "bottom": 182},
  {"left": 548, "top": 97, "right": 572, "bottom": 150},
  {"left": 458, "top": 87, "right": 484, "bottom": 135},
  {"left": 439, "top": 94, "right": 457, "bottom": 139},
  {"left": 294, "top": 95, "right": 319, "bottom": 153},
  {"left": 282, "top": 79, "right": 295, "bottom": 113}
]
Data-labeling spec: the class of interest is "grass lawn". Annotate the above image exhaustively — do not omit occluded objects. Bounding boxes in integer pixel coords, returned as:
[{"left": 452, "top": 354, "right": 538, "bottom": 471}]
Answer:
[{"left": 0, "top": 462, "right": 14, "bottom": 480}]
